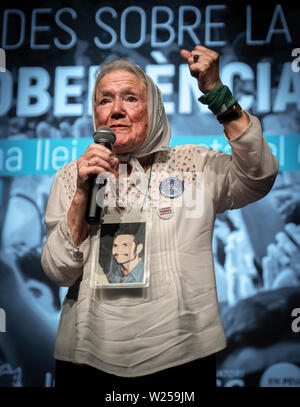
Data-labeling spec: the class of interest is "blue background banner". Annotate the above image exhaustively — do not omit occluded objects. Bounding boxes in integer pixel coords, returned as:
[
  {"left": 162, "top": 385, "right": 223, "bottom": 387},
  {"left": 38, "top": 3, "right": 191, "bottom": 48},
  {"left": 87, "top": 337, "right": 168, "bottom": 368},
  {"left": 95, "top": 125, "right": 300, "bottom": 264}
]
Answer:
[{"left": 1, "top": 134, "right": 300, "bottom": 177}]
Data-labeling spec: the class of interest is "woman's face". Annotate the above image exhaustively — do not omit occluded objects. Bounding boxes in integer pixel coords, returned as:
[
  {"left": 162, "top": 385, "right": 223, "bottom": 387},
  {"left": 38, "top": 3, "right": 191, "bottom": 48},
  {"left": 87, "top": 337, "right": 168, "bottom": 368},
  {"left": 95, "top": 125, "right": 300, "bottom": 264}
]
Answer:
[{"left": 95, "top": 70, "right": 148, "bottom": 155}]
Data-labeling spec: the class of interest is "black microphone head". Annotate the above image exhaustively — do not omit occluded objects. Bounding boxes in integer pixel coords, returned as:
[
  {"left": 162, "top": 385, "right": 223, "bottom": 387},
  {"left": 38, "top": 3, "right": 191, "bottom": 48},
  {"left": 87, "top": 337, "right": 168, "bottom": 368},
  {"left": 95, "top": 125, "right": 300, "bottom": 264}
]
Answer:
[{"left": 94, "top": 126, "right": 116, "bottom": 145}]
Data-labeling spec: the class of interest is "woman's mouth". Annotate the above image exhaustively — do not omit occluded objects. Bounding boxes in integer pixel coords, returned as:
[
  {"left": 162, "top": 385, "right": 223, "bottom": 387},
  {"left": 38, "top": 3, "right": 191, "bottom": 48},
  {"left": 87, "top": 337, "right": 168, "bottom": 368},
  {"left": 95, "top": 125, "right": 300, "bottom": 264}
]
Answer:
[{"left": 111, "top": 124, "right": 129, "bottom": 130}]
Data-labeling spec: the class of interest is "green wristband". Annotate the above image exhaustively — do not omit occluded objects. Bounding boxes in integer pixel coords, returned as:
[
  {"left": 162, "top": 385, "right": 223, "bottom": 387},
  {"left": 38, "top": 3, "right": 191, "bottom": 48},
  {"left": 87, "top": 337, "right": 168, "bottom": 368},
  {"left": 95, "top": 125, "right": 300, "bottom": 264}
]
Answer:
[{"left": 198, "top": 84, "right": 237, "bottom": 115}]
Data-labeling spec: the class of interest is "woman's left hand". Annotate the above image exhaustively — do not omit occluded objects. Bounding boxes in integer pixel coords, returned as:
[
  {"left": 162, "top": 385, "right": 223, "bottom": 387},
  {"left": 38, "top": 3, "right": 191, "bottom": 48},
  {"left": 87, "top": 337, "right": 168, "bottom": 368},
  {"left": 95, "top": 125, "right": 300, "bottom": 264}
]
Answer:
[{"left": 180, "top": 45, "right": 222, "bottom": 94}]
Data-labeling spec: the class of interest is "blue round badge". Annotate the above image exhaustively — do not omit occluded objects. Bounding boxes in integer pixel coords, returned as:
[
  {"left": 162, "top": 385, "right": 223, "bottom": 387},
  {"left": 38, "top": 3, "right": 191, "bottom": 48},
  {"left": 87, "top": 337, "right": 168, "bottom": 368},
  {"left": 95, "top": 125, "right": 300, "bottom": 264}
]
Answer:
[{"left": 159, "top": 177, "right": 184, "bottom": 199}]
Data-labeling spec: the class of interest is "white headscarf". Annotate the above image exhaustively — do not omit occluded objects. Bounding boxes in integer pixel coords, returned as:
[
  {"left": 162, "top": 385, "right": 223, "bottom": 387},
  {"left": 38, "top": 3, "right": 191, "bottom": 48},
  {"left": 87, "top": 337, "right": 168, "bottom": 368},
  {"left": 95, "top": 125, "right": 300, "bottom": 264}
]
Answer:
[{"left": 92, "top": 64, "right": 171, "bottom": 169}]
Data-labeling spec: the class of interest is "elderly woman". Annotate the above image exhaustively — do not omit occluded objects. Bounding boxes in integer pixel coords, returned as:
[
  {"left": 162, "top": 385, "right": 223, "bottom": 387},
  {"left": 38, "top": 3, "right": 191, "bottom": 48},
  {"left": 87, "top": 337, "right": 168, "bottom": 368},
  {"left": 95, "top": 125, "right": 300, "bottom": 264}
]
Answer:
[{"left": 41, "top": 46, "right": 278, "bottom": 390}]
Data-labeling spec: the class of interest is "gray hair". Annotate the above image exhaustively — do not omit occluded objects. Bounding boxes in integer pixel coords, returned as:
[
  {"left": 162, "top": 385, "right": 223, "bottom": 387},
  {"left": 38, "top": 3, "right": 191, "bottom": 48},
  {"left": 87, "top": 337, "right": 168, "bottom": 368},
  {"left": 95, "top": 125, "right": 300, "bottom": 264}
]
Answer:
[{"left": 93, "top": 59, "right": 148, "bottom": 115}]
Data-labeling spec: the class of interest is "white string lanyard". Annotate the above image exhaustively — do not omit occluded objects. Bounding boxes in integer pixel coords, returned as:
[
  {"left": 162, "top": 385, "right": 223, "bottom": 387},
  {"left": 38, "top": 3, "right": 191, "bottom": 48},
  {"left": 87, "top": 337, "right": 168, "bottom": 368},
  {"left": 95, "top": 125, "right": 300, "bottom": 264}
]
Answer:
[{"left": 140, "top": 163, "right": 153, "bottom": 213}]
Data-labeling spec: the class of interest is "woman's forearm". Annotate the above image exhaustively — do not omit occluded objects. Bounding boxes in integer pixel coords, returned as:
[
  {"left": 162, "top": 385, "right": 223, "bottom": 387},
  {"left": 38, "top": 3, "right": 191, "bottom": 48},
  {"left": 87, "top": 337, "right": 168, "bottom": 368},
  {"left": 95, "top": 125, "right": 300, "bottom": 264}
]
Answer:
[
  {"left": 223, "top": 110, "right": 250, "bottom": 141},
  {"left": 67, "top": 188, "right": 89, "bottom": 246}
]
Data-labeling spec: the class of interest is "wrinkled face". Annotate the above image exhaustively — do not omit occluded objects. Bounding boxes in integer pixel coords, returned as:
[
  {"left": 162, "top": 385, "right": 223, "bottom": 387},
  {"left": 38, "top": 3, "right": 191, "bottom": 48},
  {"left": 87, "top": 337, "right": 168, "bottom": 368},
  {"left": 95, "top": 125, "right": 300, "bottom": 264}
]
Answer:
[
  {"left": 95, "top": 70, "right": 148, "bottom": 155},
  {"left": 112, "top": 234, "right": 140, "bottom": 265}
]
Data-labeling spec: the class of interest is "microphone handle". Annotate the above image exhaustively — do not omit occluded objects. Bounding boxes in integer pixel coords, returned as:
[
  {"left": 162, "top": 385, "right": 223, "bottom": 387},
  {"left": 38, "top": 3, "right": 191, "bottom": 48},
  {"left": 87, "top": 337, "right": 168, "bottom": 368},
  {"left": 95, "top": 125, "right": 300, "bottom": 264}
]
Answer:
[{"left": 85, "top": 141, "right": 112, "bottom": 225}]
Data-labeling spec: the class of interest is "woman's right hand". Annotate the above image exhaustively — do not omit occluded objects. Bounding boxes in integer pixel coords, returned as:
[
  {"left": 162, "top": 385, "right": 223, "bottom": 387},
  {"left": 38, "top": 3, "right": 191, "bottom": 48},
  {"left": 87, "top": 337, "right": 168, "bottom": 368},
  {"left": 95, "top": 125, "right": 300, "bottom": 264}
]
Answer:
[
  {"left": 76, "top": 143, "right": 119, "bottom": 193},
  {"left": 67, "top": 144, "right": 119, "bottom": 246}
]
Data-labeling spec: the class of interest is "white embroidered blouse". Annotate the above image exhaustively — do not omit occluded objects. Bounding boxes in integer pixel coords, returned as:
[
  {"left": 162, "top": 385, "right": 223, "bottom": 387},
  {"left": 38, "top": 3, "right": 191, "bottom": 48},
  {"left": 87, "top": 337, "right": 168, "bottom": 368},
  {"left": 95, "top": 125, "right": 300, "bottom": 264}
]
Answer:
[{"left": 41, "top": 114, "right": 278, "bottom": 377}]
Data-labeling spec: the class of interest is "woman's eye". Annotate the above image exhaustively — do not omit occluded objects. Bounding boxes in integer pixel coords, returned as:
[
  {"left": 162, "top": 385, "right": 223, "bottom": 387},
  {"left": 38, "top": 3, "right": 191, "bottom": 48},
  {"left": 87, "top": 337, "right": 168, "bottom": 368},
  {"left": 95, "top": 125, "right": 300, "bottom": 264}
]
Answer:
[
  {"left": 99, "top": 98, "right": 110, "bottom": 105},
  {"left": 127, "top": 96, "right": 137, "bottom": 102}
]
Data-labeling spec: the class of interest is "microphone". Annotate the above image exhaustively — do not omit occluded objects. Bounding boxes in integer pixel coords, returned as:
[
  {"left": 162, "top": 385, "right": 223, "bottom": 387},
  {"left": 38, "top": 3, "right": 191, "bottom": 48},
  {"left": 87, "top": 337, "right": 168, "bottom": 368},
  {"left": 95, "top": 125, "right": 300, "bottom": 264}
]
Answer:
[{"left": 86, "top": 126, "right": 116, "bottom": 225}]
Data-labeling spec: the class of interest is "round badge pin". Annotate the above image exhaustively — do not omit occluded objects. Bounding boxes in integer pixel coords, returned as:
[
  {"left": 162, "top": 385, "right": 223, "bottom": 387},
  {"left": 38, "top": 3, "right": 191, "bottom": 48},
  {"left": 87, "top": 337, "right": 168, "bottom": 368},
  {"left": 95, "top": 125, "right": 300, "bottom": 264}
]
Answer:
[
  {"left": 157, "top": 204, "right": 174, "bottom": 220},
  {"left": 159, "top": 177, "right": 184, "bottom": 199}
]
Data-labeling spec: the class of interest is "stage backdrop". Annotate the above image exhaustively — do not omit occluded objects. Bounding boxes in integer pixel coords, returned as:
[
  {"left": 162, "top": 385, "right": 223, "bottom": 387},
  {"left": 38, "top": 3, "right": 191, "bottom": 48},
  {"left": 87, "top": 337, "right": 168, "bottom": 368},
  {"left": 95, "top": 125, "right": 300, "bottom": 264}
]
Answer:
[{"left": 0, "top": 0, "right": 299, "bottom": 387}]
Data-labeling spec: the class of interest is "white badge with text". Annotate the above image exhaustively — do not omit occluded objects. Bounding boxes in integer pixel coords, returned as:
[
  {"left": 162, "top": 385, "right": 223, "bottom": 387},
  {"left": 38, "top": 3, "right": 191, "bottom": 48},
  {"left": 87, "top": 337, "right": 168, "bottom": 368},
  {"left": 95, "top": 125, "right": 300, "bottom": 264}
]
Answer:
[{"left": 157, "top": 203, "right": 174, "bottom": 220}]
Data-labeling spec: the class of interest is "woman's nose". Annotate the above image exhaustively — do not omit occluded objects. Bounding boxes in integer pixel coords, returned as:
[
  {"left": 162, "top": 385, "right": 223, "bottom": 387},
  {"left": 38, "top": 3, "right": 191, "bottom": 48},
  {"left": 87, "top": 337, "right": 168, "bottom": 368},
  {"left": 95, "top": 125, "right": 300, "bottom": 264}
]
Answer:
[{"left": 111, "top": 97, "right": 125, "bottom": 118}]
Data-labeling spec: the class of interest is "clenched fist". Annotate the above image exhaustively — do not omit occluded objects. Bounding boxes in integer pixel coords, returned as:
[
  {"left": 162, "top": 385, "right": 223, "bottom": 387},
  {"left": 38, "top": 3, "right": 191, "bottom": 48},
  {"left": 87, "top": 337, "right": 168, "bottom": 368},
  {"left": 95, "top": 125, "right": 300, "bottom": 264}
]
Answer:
[{"left": 180, "top": 45, "right": 222, "bottom": 94}]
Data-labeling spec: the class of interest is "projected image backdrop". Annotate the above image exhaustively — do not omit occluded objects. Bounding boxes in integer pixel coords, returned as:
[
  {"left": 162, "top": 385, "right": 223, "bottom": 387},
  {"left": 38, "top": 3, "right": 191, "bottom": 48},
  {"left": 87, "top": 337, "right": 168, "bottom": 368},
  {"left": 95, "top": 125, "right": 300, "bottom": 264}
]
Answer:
[{"left": 0, "top": 0, "right": 299, "bottom": 387}]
